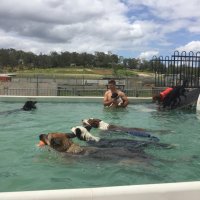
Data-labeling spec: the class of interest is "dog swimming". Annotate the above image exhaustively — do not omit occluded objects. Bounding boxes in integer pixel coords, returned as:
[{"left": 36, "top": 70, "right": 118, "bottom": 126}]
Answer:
[
  {"left": 153, "top": 81, "right": 200, "bottom": 110},
  {"left": 37, "top": 132, "right": 173, "bottom": 162},
  {"left": 0, "top": 101, "right": 37, "bottom": 114},
  {"left": 81, "top": 118, "right": 160, "bottom": 141},
  {"left": 162, "top": 80, "right": 188, "bottom": 109},
  {"left": 153, "top": 80, "right": 191, "bottom": 110},
  {"left": 69, "top": 125, "right": 173, "bottom": 150}
]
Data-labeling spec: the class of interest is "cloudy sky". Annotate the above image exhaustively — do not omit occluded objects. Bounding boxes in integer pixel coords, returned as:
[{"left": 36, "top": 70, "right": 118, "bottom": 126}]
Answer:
[{"left": 0, "top": 0, "right": 200, "bottom": 59}]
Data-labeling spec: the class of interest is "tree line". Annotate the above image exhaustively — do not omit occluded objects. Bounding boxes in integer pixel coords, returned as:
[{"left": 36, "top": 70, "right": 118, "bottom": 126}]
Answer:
[{"left": 0, "top": 48, "right": 153, "bottom": 71}]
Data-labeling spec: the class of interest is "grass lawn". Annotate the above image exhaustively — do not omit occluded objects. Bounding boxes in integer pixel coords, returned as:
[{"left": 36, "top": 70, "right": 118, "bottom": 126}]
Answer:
[{"left": 12, "top": 67, "right": 140, "bottom": 77}]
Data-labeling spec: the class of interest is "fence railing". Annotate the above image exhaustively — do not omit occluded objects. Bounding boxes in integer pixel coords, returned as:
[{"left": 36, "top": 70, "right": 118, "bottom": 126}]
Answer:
[
  {"left": 152, "top": 51, "right": 200, "bottom": 88},
  {"left": 0, "top": 88, "right": 158, "bottom": 97}
]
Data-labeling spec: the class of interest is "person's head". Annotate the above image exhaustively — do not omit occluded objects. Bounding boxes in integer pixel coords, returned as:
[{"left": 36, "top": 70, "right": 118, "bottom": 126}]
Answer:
[{"left": 108, "top": 79, "right": 116, "bottom": 91}]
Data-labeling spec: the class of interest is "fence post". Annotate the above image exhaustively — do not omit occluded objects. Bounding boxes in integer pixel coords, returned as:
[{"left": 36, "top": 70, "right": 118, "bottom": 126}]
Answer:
[{"left": 36, "top": 75, "right": 39, "bottom": 96}]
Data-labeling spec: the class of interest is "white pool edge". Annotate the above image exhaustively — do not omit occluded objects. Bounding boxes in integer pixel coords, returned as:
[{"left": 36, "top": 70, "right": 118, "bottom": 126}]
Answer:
[
  {"left": 0, "top": 95, "right": 152, "bottom": 103},
  {"left": 1, "top": 181, "right": 200, "bottom": 200}
]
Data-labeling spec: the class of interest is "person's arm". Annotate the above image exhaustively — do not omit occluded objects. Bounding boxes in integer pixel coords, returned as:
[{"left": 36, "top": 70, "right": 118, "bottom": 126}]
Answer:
[
  {"left": 119, "top": 92, "right": 129, "bottom": 107},
  {"left": 103, "top": 91, "right": 114, "bottom": 106}
]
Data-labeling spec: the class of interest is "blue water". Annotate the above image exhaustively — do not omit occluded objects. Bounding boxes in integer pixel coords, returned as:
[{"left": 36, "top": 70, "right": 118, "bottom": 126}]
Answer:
[{"left": 0, "top": 102, "right": 200, "bottom": 192}]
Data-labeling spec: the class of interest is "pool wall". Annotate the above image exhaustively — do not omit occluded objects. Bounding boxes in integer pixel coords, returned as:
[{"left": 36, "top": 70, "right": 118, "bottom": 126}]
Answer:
[
  {"left": 1, "top": 95, "right": 199, "bottom": 199},
  {"left": 1, "top": 181, "right": 200, "bottom": 200}
]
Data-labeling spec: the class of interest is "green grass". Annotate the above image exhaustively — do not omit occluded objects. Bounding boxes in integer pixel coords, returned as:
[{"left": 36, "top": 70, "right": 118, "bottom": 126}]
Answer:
[
  {"left": 14, "top": 67, "right": 139, "bottom": 77},
  {"left": 3, "top": 66, "right": 149, "bottom": 78}
]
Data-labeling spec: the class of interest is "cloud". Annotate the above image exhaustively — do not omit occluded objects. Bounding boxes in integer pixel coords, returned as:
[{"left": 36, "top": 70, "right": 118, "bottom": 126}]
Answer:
[
  {"left": 126, "top": 0, "right": 200, "bottom": 45},
  {"left": 127, "top": 0, "right": 200, "bottom": 20},
  {"left": 0, "top": 1, "right": 159, "bottom": 54},
  {"left": 176, "top": 41, "right": 200, "bottom": 53},
  {"left": 0, "top": 0, "right": 143, "bottom": 54},
  {"left": 139, "top": 51, "right": 159, "bottom": 60},
  {"left": 0, "top": 0, "right": 199, "bottom": 57}
]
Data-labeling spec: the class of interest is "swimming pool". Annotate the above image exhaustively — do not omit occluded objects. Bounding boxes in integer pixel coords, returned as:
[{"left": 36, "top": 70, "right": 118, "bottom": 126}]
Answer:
[{"left": 0, "top": 100, "right": 200, "bottom": 193}]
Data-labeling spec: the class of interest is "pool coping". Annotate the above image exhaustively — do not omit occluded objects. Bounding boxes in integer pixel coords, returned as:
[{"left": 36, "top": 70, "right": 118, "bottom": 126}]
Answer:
[
  {"left": 0, "top": 181, "right": 200, "bottom": 200},
  {"left": 0, "top": 95, "right": 152, "bottom": 103}
]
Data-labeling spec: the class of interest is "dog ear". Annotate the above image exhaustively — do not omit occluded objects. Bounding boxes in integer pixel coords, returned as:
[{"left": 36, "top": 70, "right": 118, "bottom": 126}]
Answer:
[
  {"left": 92, "top": 119, "right": 101, "bottom": 128},
  {"left": 84, "top": 125, "right": 92, "bottom": 132},
  {"left": 75, "top": 128, "right": 82, "bottom": 139},
  {"left": 88, "top": 119, "right": 101, "bottom": 128}
]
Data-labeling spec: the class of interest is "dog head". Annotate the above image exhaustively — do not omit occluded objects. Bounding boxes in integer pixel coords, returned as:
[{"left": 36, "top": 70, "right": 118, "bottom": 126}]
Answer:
[
  {"left": 71, "top": 126, "right": 100, "bottom": 142},
  {"left": 111, "top": 92, "right": 119, "bottom": 99},
  {"left": 111, "top": 93, "right": 123, "bottom": 106},
  {"left": 82, "top": 118, "right": 102, "bottom": 128},
  {"left": 23, "top": 101, "right": 37, "bottom": 111},
  {"left": 82, "top": 118, "right": 109, "bottom": 130},
  {"left": 38, "top": 133, "right": 74, "bottom": 152}
]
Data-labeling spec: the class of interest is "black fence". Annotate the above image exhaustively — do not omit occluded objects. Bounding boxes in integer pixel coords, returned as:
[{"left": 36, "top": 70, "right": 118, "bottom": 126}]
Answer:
[{"left": 152, "top": 51, "right": 200, "bottom": 88}]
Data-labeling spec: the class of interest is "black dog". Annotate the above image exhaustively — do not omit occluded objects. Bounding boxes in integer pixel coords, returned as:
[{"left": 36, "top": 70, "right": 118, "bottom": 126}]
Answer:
[
  {"left": 0, "top": 101, "right": 37, "bottom": 114},
  {"left": 22, "top": 101, "right": 37, "bottom": 111},
  {"left": 162, "top": 80, "right": 187, "bottom": 109}
]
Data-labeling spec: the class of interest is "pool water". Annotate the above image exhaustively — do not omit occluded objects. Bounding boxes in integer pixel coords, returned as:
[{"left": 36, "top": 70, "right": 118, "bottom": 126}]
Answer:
[{"left": 0, "top": 102, "right": 200, "bottom": 192}]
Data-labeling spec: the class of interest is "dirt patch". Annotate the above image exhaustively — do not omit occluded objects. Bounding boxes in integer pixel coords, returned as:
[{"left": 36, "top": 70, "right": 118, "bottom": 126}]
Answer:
[{"left": 138, "top": 73, "right": 154, "bottom": 77}]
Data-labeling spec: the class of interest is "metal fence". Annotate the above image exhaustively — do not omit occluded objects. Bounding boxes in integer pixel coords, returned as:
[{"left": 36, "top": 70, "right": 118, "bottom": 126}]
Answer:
[
  {"left": 152, "top": 51, "right": 200, "bottom": 88},
  {"left": 0, "top": 74, "right": 157, "bottom": 97}
]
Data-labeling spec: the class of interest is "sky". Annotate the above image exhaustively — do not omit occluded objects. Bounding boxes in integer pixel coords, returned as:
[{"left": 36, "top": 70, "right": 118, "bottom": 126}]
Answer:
[{"left": 0, "top": 0, "right": 200, "bottom": 59}]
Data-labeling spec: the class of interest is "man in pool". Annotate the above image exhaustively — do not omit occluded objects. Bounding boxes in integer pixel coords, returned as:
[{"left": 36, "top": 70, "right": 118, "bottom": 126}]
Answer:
[{"left": 103, "top": 79, "right": 129, "bottom": 108}]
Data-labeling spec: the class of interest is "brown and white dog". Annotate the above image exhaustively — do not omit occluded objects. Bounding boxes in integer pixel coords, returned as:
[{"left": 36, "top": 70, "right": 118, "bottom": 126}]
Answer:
[
  {"left": 38, "top": 133, "right": 84, "bottom": 154},
  {"left": 37, "top": 133, "right": 155, "bottom": 161},
  {"left": 82, "top": 118, "right": 146, "bottom": 132},
  {"left": 81, "top": 118, "right": 160, "bottom": 141}
]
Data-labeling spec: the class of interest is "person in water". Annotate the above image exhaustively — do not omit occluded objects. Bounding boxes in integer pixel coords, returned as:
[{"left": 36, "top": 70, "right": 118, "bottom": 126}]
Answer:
[{"left": 103, "top": 79, "right": 129, "bottom": 108}]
